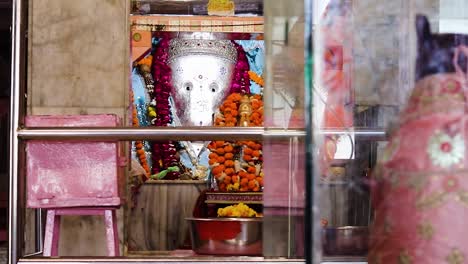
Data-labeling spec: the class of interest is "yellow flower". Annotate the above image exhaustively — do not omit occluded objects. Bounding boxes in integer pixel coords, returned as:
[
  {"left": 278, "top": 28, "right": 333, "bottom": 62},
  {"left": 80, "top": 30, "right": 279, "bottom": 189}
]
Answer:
[{"left": 217, "top": 203, "right": 258, "bottom": 217}]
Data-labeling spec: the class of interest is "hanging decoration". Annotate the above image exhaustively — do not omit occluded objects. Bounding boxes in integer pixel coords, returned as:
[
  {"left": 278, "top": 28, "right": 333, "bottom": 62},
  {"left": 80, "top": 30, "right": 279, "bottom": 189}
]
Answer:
[{"left": 208, "top": 93, "right": 264, "bottom": 192}]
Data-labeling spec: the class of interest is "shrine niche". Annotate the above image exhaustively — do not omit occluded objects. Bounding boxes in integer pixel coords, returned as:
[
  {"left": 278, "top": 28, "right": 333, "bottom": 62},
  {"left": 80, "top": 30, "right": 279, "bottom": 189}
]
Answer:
[{"left": 128, "top": 14, "right": 266, "bottom": 253}]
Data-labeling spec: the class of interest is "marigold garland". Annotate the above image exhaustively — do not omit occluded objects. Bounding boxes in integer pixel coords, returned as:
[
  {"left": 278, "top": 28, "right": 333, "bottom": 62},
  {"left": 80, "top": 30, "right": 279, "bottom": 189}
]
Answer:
[
  {"left": 248, "top": 71, "right": 264, "bottom": 87},
  {"left": 209, "top": 92, "right": 264, "bottom": 192},
  {"left": 130, "top": 89, "right": 150, "bottom": 178},
  {"left": 137, "top": 55, "right": 153, "bottom": 68}
]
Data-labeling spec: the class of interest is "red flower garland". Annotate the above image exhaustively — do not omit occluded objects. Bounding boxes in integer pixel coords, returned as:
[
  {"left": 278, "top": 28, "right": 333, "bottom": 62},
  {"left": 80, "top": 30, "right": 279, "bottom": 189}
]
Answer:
[{"left": 151, "top": 37, "right": 180, "bottom": 179}]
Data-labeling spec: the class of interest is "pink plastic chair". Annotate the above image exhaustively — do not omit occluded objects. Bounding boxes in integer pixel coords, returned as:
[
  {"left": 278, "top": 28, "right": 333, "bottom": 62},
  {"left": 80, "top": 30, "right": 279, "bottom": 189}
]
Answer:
[{"left": 25, "top": 115, "right": 124, "bottom": 256}]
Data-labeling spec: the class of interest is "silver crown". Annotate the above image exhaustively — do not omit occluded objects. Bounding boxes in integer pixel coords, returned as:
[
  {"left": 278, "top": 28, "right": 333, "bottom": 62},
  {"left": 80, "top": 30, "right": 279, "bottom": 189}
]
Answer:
[{"left": 168, "top": 39, "right": 238, "bottom": 64}]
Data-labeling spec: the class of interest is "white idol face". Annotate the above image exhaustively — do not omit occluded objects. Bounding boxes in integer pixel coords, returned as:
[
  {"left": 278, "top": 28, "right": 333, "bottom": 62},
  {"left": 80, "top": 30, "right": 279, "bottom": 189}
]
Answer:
[{"left": 170, "top": 54, "right": 235, "bottom": 126}]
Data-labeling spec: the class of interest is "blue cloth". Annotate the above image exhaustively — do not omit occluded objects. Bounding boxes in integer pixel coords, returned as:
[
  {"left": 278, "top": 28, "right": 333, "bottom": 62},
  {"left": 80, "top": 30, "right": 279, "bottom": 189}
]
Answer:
[
  {"left": 131, "top": 68, "right": 151, "bottom": 127},
  {"left": 235, "top": 40, "right": 265, "bottom": 94},
  {"left": 131, "top": 68, "right": 152, "bottom": 167}
]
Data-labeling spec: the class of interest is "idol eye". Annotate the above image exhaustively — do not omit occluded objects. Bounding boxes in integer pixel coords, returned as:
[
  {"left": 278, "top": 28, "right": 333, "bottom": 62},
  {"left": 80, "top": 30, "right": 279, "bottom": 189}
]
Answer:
[
  {"left": 210, "top": 83, "right": 218, "bottom": 93},
  {"left": 183, "top": 82, "right": 193, "bottom": 91}
]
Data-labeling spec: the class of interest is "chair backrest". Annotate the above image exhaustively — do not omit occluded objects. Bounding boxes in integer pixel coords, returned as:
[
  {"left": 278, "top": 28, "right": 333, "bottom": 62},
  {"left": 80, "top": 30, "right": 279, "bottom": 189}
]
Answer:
[{"left": 26, "top": 114, "right": 121, "bottom": 208}]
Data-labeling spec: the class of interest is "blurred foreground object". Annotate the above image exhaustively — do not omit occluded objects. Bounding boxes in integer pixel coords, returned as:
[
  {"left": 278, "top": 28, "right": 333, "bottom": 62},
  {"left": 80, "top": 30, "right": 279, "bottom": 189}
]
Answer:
[{"left": 370, "top": 15, "right": 468, "bottom": 263}]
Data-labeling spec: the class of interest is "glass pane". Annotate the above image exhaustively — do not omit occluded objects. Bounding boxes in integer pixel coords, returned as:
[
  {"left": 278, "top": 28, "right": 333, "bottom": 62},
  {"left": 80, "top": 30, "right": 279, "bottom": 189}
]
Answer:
[
  {"left": 312, "top": 0, "right": 468, "bottom": 262},
  {"left": 263, "top": 0, "right": 306, "bottom": 258},
  {"left": 21, "top": 0, "right": 305, "bottom": 260}
]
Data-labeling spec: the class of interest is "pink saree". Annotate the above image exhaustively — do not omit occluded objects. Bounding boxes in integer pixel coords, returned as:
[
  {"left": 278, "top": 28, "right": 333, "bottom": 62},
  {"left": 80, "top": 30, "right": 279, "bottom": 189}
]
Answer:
[{"left": 370, "top": 15, "right": 468, "bottom": 264}]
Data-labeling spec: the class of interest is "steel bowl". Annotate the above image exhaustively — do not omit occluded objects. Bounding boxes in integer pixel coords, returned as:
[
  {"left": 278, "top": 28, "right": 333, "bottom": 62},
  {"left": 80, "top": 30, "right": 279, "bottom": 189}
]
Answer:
[
  {"left": 322, "top": 226, "right": 369, "bottom": 256},
  {"left": 187, "top": 217, "right": 262, "bottom": 256}
]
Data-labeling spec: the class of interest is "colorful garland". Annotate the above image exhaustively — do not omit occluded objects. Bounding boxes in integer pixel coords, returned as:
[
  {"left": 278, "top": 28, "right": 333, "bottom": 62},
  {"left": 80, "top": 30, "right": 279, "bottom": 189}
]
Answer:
[
  {"left": 150, "top": 37, "right": 180, "bottom": 180},
  {"left": 209, "top": 92, "right": 264, "bottom": 192},
  {"left": 130, "top": 89, "right": 150, "bottom": 178},
  {"left": 248, "top": 71, "right": 264, "bottom": 87}
]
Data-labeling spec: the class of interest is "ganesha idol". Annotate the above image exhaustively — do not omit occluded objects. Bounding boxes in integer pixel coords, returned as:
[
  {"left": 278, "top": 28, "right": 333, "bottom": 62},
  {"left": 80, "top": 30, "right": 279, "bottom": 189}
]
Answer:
[
  {"left": 133, "top": 38, "right": 252, "bottom": 181},
  {"left": 168, "top": 39, "right": 238, "bottom": 127}
]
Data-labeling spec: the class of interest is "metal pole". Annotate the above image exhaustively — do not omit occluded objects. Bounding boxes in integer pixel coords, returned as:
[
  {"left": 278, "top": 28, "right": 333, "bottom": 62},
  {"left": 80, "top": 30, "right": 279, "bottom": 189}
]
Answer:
[
  {"left": 16, "top": 127, "right": 385, "bottom": 141},
  {"left": 35, "top": 209, "right": 43, "bottom": 253},
  {"left": 9, "top": 0, "right": 26, "bottom": 262},
  {"left": 17, "top": 127, "right": 308, "bottom": 141},
  {"left": 304, "top": 0, "right": 315, "bottom": 263}
]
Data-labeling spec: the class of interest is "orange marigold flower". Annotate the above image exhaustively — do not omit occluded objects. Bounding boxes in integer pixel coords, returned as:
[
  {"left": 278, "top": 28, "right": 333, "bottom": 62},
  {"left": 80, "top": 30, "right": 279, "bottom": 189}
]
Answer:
[
  {"left": 217, "top": 156, "right": 226, "bottom": 163},
  {"left": 251, "top": 112, "right": 260, "bottom": 121},
  {"left": 224, "top": 176, "right": 232, "bottom": 184},
  {"left": 232, "top": 175, "right": 239, "bottom": 183},
  {"left": 248, "top": 180, "right": 256, "bottom": 189},
  {"left": 212, "top": 165, "right": 225, "bottom": 175},
  {"left": 216, "top": 148, "right": 225, "bottom": 155},
  {"left": 224, "top": 160, "right": 235, "bottom": 168},
  {"left": 240, "top": 178, "right": 249, "bottom": 187},
  {"left": 252, "top": 150, "right": 261, "bottom": 157},
  {"left": 247, "top": 141, "right": 257, "bottom": 149},
  {"left": 247, "top": 166, "right": 256, "bottom": 174},
  {"left": 244, "top": 148, "right": 253, "bottom": 155},
  {"left": 219, "top": 183, "right": 227, "bottom": 191},
  {"left": 224, "top": 144, "right": 234, "bottom": 153}
]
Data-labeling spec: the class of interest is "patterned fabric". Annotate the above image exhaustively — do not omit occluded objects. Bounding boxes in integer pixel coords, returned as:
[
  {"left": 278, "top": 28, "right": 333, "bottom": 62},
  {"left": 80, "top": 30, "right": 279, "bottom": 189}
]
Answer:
[
  {"left": 370, "top": 14, "right": 468, "bottom": 263},
  {"left": 369, "top": 53, "right": 468, "bottom": 264}
]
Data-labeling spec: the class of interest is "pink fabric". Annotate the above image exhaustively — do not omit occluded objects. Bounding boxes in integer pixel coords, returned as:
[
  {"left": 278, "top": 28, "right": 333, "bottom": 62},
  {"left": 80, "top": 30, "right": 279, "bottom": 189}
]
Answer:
[
  {"left": 370, "top": 56, "right": 468, "bottom": 263},
  {"left": 26, "top": 114, "right": 121, "bottom": 208},
  {"left": 263, "top": 140, "right": 305, "bottom": 209}
]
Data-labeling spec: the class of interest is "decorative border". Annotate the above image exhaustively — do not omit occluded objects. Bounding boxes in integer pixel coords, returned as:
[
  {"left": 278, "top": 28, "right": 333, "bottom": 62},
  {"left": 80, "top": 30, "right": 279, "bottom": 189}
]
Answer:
[
  {"left": 145, "top": 179, "right": 207, "bottom": 184},
  {"left": 130, "top": 15, "right": 264, "bottom": 33},
  {"left": 205, "top": 192, "right": 263, "bottom": 204}
]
